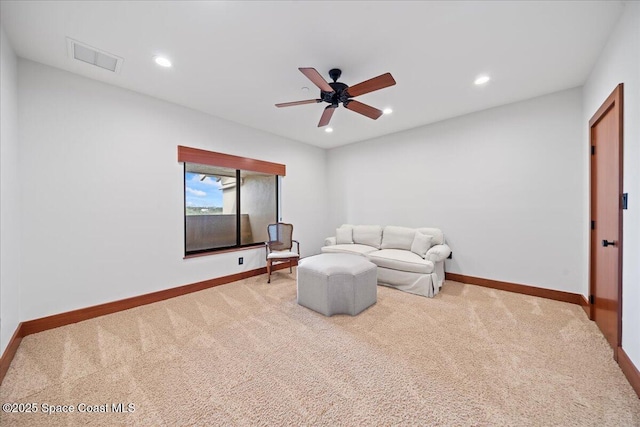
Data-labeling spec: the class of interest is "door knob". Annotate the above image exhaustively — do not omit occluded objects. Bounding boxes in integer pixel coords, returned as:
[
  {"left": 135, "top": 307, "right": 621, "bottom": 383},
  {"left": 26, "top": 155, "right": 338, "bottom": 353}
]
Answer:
[{"left": 602, "top": 240, "right": 617, "bottom": 247}]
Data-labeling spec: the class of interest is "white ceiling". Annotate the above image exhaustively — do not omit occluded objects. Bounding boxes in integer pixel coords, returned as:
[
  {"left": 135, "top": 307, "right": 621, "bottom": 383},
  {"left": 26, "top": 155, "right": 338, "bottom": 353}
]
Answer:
[{"left": 0, "top": 1, "right": 624, "bottom": 149}]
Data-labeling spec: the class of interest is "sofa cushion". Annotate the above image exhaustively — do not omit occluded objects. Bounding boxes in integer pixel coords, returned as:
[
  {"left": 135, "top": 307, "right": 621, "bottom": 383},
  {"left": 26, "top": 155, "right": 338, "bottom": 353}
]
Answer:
[
  {"left": 321, "top": 244, "right": 378, "bottom": 256},
  {"left": 368, "top": 249, "right": 435, "bottom": 274},
  {"left": 336, "top": 227, "right": 353, "bottom": 244},
  {"left": 352, "top": 225, "right": 383, "bottom": 249},
  {"left": 410, "top": 233, "right": 433, "bottom": 258},
  {"left": 381, "top": 226, "right": 416, "bottom": 250},
  {"left": 416, "top": 228, "right": 444, "bottom": 246}
]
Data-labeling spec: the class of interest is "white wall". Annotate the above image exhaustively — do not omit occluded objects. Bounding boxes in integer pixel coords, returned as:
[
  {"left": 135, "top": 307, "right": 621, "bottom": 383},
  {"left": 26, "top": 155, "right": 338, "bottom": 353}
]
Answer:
[
  {"left": 0, "top": 26, "right": 21, "bottom": 355},
  {"left": 328, "top": 88, "right": 584, "bottom": 294},
  {"left": 582, "top": 1, "right": 640, "bottom": 371},
  {"left": 17, "top": 59, "right": 329, "bottom": 321}
]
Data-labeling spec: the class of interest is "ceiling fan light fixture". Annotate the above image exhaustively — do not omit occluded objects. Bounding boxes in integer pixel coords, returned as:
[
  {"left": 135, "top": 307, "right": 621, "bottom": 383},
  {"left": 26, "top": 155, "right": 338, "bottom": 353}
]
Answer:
[
  {"left": 154, "top": 56, "right": 172, "bottom": 68},
  {"left": 325, "top": 127, "right": 333, "bottom": 133},
  {"left": 474, "top": 75, "right": 490, "bottom": 85},
  {"left": 383, "top": 108, "right": 393, "bottom": 115}
]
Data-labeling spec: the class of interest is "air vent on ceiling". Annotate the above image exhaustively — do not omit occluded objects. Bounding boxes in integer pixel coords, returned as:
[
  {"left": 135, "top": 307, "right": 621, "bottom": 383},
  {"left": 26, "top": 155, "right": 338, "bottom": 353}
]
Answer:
[{"left": 66, "top": 38, "right": 123, "bottom": 73}]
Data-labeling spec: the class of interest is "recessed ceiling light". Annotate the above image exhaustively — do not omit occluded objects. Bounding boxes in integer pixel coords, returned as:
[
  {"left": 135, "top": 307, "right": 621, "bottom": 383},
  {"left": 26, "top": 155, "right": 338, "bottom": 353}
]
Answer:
[
  {"left": 325, "top": 127, "right": 333, "bottom": 133},
  {"left": 154, "top": 56, "right": 172, "bottom": 68},
  {"left": 474, "top": 75, "right": 490, "bottom": 85},
  {"left": 383, "top": 108, "right": 393, "bottom": 115}
]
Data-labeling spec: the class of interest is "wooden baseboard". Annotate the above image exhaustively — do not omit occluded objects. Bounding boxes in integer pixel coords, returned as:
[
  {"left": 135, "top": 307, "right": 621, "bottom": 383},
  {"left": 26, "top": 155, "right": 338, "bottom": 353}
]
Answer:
[
  {"left": 445, "top": 273, "right": 582, "bottom": 305},
  {"left": 618, "top": 347, "right": 640, "bottom": 399},
  {"left": 0, "top": 323, "right": 25, "bottom": 385},
  {"left": 0, "top": 262, "right": 296, "bottom": 385},
  {"left": 579, "top": 294, "right": 592, "bottom": 319},
  {"left": 22, "top": 262, "right": 296, "bottom": 336}
]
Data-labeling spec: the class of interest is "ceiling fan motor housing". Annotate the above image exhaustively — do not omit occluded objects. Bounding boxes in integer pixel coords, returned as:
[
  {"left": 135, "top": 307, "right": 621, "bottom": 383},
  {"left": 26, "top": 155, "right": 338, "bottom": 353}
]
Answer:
[
  {"left": 321, "top": 82, "right": 349, "bottom": 106},
  {"left": 320, "top": 68, "right": 350, "bottom": 107}
]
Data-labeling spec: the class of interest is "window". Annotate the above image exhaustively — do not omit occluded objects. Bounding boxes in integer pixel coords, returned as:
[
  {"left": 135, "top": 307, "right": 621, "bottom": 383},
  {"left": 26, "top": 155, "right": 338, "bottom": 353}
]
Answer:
[{"left": 178, "top": 146, "right": 285, "bottom": 256}]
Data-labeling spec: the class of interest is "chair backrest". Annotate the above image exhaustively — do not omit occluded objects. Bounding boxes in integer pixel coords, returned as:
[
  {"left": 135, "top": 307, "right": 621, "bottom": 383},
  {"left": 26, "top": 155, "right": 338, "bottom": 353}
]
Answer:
[{"left": 267, "top": 223, "right": 293, "bottom": 251}]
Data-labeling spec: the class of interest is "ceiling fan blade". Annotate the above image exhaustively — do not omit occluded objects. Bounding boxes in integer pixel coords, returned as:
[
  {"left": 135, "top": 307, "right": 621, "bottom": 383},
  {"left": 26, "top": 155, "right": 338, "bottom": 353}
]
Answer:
[
  {"left": 346, "top": 73, "right": 396, "bottom": 98},
  {"left": 344, "top": 100, "right": 383, "bottom": 120},
  {"left": 299, "top": 67, "right": 334, "bottom": 93},
  {"left": 275, "top": 99, "right": 322, "bottom": 108},
  {"left": 318, "top": 105, "right": 336, "bottom": 127}
]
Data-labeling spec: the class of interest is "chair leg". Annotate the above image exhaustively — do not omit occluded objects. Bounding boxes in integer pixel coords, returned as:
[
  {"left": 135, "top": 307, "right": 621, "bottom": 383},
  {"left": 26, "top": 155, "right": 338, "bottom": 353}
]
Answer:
[
  {"left": 267, "top": 259, "right": 272, "bottom": 283},
  {"left": 289, "top": 259, "right": 292, "bottom": 273}
]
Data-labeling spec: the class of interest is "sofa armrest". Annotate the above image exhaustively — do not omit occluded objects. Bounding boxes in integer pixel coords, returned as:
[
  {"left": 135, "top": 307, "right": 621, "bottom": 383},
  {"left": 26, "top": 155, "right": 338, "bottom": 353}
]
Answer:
[
  {"left": 426, "top": 244, "right": 451, "bottom": 263},
  {"left": 324, "top": 236, "right": 337, "bottom": 246}
]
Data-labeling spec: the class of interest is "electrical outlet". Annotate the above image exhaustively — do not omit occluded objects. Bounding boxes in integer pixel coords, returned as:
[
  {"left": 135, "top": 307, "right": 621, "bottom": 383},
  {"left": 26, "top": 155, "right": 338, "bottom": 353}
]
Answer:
[{"left": 238, "top": 257, "right": 244, "bottom": 265}]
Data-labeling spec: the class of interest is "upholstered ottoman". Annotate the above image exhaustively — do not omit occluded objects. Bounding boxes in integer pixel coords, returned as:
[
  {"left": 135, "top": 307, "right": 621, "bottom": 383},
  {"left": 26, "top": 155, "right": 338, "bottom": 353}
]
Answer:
[{"left": 297, "top": 253, "right": 377, "bottom": 316}]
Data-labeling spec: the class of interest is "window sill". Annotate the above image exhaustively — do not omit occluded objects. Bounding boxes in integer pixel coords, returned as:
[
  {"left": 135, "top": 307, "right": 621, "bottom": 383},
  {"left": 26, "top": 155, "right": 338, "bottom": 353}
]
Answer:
[{"left": 183, "top": 244, "right": 265, "bottom": 259}]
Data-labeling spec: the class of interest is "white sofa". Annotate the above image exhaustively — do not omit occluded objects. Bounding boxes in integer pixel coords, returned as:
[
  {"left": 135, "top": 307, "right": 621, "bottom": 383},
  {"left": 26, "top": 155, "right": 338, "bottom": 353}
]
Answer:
[{"left": 321, "top": 225, "right": 451, "bottom": 298}]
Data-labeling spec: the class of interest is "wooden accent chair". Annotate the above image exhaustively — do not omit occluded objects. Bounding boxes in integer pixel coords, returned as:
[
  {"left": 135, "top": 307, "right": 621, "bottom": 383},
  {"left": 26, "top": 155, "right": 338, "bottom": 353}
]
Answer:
[{"left": 265, "top": 223, "right": 300, "bottom": 283}]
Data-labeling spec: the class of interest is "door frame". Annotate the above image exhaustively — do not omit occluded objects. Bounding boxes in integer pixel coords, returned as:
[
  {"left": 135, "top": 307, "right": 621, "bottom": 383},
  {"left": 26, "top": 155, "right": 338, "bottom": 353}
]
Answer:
[{"left": 588, "top": 83, "right": 624, "bottom": 359}]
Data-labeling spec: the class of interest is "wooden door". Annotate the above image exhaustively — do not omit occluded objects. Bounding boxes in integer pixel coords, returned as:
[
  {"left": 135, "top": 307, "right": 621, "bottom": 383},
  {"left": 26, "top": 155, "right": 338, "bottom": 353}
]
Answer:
[{"left": 589, "top": 84, "right": 623, "bottom": 358}]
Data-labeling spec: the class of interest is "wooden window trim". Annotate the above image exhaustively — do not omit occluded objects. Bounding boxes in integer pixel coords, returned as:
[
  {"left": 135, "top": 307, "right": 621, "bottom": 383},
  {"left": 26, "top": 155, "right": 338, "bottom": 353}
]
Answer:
[{"left": 178, "top": 145, "right": 286, "bottom": 176}]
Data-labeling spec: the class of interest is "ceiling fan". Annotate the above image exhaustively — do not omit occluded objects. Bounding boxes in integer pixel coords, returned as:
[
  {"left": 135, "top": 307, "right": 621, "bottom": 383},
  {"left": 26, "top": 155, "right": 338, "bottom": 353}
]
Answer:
[{"left": 275, "top": 68, "right": 396, "bottom": 127}]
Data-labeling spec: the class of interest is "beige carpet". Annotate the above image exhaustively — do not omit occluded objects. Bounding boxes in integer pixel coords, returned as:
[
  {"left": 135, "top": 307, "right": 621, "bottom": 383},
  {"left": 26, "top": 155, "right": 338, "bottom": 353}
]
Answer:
[{"left": 1, "top": 270, "right": 639, "bottom": 426}]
